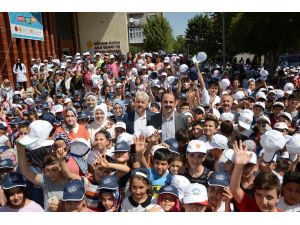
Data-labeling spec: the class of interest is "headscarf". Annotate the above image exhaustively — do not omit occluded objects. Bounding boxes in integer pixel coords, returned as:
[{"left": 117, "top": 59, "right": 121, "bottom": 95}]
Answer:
[
  {"left": 112, "top": 99, "right": 126, "bottom": 121},
  {"left": 93, "top": 103, "right": 108, "bottom": 125},
  {"left": 157, "top": 193, "right": 182, "bottom": 212}
]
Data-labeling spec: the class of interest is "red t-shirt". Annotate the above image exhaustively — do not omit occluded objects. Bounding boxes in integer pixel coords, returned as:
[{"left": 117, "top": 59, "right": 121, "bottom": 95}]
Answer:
[{"left": 236, "top": 192, "right": 283, "bottom": 212}]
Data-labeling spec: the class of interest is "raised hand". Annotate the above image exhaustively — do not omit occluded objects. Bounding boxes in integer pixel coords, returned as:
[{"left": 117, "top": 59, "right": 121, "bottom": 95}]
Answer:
[
  {"left": 56, "top": 147, "right": 67, "bottom": 160},
  {"left": 232, "top": 140, "right": 252, "bottom": 166},
  {"left": 223, "top": 186, "right": 233, "bottom": 204},
  {"left": 134, "top": 135, "right": 147, "bottom": 154},
  {"left": 94, "top": 152, "right": 109, "bottom": 168}
]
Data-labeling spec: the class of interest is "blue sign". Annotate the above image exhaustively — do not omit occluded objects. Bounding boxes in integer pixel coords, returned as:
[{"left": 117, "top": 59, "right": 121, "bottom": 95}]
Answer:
[{"left": 8, "top": 12, "right": 44, "bottom": 41}]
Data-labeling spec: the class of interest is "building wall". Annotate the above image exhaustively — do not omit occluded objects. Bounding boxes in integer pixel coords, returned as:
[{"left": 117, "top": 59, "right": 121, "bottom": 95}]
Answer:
[
  {"left": 0, "top": 12, "right": 58, "bottom": 85},
  {"left": 0, "top": 12, "right": 79, "bottom": 85},
  {"left": 77, "top": 12, "right": 129, "bottom": 54}
]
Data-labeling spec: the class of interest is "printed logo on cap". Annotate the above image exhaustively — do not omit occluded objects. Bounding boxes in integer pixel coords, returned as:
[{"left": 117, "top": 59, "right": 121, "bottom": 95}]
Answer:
[
  {"left": 68, "top": 185, "right": 78, "bottom": 193},
  {"left": 196, "top": 143, "right": 201, "bottom": 149},
  {"left": 103, "top": 177, "right": 112, "bottom": 184},
  {"left": 192, "top": 188, "right": 200, "bottom": 195},
  {"left": 9, "top": 174, "right": 19, "bottom": 182},
  {"left": 215, "top": 174, "right": 225, "bottom": 181},
  {"left": 0, "top": 161, "right": 7, "bottom": 166},
  {"left": 164, "top": 186, "right": 174, "bottom": 191}
]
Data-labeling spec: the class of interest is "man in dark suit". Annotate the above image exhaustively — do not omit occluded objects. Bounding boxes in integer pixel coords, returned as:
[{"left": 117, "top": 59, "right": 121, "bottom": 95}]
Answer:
[
  {"left": 123, "top": 91, "right": 154, "bottom": 135},
  {"left": 150, "top": 92, "right": 189, "bottom": 141}
]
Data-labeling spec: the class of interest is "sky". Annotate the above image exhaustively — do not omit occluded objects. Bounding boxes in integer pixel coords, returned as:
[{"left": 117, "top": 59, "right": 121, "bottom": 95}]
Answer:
[{"left": 165, "top": 12, "right": 203, "bottom": 38}]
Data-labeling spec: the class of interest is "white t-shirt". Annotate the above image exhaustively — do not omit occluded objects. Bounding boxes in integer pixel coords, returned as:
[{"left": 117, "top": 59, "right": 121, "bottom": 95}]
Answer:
[
  {"left": 0, "top": 135, "right": 9, "bottom": 146},
  {"left": 201, "top": 88, "right": 220, "bottom": 107},
  {"left": 0, "top": 200, "right": 44, "bottom": 212},
  {"left": 277, "top": 196, "right": 300, "bottom": 212},
  {"left": 216, "top": 201, "right": 234, "bottom": 212},
  {"left": 121, "top": 195, "right": 158, "bottom": 212}
]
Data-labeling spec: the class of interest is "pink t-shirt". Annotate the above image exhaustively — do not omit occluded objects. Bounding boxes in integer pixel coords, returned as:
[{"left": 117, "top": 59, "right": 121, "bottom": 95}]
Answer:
[{"left": 0, "top": 200, "right": 44, "bottom": 212}]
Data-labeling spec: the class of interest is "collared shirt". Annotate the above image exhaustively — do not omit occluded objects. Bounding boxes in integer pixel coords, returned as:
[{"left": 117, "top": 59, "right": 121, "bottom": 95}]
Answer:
[
  {"left": 161, "top": 111, "right": 175, "bottom": 141},
  {"left": 134, "top": 111, "right": 147, "bottom": 135}
]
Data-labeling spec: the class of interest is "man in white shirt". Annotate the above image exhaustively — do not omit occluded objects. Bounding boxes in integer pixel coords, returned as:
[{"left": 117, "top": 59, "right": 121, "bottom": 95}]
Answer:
[{"left": 123, "top": 91, "right": 154, "bottom": 135}]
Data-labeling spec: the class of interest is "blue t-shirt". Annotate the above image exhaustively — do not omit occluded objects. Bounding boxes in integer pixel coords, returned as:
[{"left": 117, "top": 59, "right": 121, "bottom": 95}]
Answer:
[{"left": 147, "top": 168, "right": 172, "bottom": 197}]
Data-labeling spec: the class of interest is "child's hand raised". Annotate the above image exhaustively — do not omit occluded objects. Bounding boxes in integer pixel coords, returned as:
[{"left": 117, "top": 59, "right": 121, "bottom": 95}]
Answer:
[
  {"left": 223, "top": 186, "right": 233, "bottom": 204},
  {"left": 94, "top": 152, "right": 109, "bottom": 169},
  {"left": 134, "top": 135, "right": 147, "bottom": 155},
  {"left": 232, "top": 140, "right": 252, "bottom": 166}
]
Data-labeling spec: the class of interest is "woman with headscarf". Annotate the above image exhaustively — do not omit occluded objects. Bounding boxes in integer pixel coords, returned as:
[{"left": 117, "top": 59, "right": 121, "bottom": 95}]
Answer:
[
  {"left": 88, "top": 103, "right": 109, "bottom": 145},
  {"left": 0, "top": 79, "right": 14, "bottom": 103},
  {"left": 13, "top": 58, "right": 27, "bottom": 90},
  {"left": 112, "top": 99, "right": 126, "bottom": 122},
  {"left": 52, "top": 106, "right": 90, "bottom": 141},
  {"left": 82, "top": 92, "right": 98, "bottom": 120}
]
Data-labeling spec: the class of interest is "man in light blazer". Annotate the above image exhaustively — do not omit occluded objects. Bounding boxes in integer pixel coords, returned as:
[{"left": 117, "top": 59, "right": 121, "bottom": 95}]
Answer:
[{"left": 150, "top": 92, "right": 188, "bottom": 141}]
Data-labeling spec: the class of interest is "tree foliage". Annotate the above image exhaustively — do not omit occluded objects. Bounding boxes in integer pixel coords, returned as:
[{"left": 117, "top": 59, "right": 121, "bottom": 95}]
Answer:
[
  {"left": 143, "top": 15, "right": 173, "bottom": 52},
  {"left": 185, "top": 13, "right": 222, "bottom": 60},
  {"left": 227, "top": 13, "right": 300, "bottom": 71}
]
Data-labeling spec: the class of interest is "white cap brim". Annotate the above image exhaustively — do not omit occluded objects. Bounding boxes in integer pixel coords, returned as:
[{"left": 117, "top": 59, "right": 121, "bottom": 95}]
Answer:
[
  {"left": 18, "top": 135, "right": 38, "bottom": 147},
  {"left": 238, "top": 121, "right": 251, "bottom": 130}
]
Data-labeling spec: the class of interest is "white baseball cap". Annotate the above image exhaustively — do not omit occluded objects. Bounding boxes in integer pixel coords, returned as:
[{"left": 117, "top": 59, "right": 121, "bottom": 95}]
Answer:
[
  {"left": 254, "top": 101, "right": 265, "bottom": 110},
  {"left": 260, "top": 130, "right": 287, "bottom": 163},
  {"left": 259, "top": 149, "right": 278, "bottom": 163},
  {"left": 164, "top": 57, "right": 170, "bottom": 63},
  {"left": 220, "top": 112, "right": 234, "bottom": 122},
  {"left": 256, "top": 92, "right": 267, "bottom": 100},
  {"left": 143, "top": 126, "right": 157, "bottom": 138},
  {"left": 109, "top": 55, "right": 115, "bottom": 59},
  {"left": 273, "top": 102, "right": 284, "bottom": 108},
  {"left": 210, "top": 134, "right": 228, "bottom": 150},
  {"left": 182, "top": 183, "right": 208, "bottom": 205},
  {"left": 115, "top": 122, "right": 126, "bottom": 130},
  {"left": 18, "top": 120, "right": 53, "bottom": 147},
  {"left": 224, "top": 148, "right": 257, "bottom": 164},
  {"left": 274, "top": 122, "right": 288, "bottom": 130},
  {"left": 170, "top": 175, "right": 191, "bottom": 201},
  {"left": 186, "top": 140, "right": 207, "bottom": 154},
  {"left": 286, "top": 134, "right": 300, "bottom": 161},
  {"left": 219, "top": 79, "right": 230, "bottom": 90},
  {"left": 256, "top": 115, "right": 271, "bottom": 124},
  {"left": 284, "top": 83, "right": 294, "bottom": 94},
  {"left": 275, "top": 89, "right": 285, "bottom": 99},
  {"left": 233, "top": 91, "right": 245, "bottom": 101},
  {"left": 278, "top": 112, "right": 292, "bottom": 122},
  {"left": 179, "top": 64, "right": 189, "bottom": 73},
  {"left": 238, "top": 112, "right": 253, "bottom": 130}
]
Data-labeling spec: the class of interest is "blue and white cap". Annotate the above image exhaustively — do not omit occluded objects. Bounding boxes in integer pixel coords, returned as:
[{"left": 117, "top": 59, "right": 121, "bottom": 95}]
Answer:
[
  {"left": 2, "top": 172, "right": 26, "bottom": 190},
  {"left": 62, "top": 180, "right": 85, "bottom": 201}
]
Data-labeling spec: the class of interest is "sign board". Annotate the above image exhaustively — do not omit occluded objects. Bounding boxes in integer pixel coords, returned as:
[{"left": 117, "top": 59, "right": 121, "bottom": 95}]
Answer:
[
  {"left": 92, "top": 41, "right": 121, "bottom": 54},
  {"left": 8, "top": 12, "right": 44, "bottom": 41},
  {"left": 279, "top": 54, "right": 300, "bottom": 66}
]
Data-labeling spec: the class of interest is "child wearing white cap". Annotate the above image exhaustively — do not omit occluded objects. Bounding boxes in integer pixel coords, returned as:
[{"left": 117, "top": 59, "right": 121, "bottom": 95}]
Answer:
[
  {"left": 182, "top": 183, "right": 208, "bottom": 212},
  {"left": 183, "top": 140, "right": 210, "bottom": 186}
]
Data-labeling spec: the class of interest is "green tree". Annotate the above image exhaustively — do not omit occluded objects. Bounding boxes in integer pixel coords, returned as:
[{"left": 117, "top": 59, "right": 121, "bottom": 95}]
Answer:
[
  {"left": 185, "top": 13, "right": 222, "bottom": 60},
  {"left": 172, "top": 36, "right": 187, "bottom": 54},
  {"left": 227, "top": 13, "right": 300, "bottom": 72},
  {"left": 143, "top": 14, "right": 173, "bottom": 52}
]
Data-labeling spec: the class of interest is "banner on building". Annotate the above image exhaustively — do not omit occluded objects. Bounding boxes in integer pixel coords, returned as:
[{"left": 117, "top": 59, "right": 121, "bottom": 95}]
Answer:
[{"left": 8, "top": 12, "right": 44, "bottom": 41}]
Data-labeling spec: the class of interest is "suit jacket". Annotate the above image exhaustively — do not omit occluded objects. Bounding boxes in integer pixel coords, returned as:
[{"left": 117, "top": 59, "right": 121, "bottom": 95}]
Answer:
[
  {"left": 149, "top": 111, "right": 189, "bottom": 132},
  {"left": 122, "top": 110, "right": 154, "bottom": 134}
]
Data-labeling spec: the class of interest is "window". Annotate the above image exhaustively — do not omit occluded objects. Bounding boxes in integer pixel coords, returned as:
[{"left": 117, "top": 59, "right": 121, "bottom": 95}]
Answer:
[{"left": 128, "top": 28, "right": 144, "bottom": 44}]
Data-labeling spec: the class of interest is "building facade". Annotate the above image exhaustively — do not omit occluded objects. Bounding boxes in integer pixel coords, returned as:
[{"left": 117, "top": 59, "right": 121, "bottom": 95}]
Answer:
[{"left": 0, "top": 12, "right": 79, "bottom": 85}]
